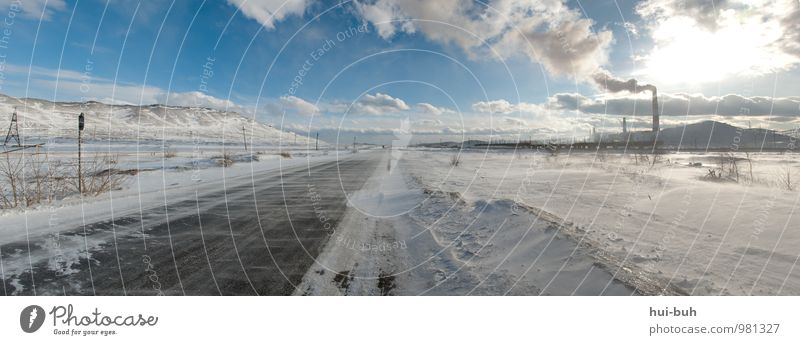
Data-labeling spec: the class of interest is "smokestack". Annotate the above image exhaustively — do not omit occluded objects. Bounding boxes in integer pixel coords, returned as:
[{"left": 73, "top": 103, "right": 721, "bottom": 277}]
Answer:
[
  {"left": 593, "top": 72, "right": 659, "bottom": 133},
  {"left": 651, "top": 87, "right": 659, "bottom": 133}
]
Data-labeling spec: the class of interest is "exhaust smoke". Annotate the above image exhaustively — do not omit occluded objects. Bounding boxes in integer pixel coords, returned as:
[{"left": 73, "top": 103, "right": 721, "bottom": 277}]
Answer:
[{"left": 592, "top": 72, "right": 660, "bottom": 133}]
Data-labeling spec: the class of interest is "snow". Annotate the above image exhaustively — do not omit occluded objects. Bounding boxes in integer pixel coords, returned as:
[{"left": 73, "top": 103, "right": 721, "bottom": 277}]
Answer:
[
  {"left": 5, "top": 134, "right": 799, "bottom": 295},
  {"left": 296, "top": 151, "right": 634, "bottom": 295},
  {"left": 0, "top": 93, "right": 313, "bottom": 145},
  {"left": 401, "top": 149, "right": 800, "bottom": 295}
]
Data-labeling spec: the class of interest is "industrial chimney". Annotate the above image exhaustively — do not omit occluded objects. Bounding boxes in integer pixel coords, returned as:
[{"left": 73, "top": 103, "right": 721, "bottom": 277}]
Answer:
[
  {"left": 638, "top": 84, "right": 659, "bottom": 133},
  {"left": 591, "top": 73, "right": 659, "bottom": 134},
  {"left": 650, "top": 87, "right": 659, "bottom": 133}
]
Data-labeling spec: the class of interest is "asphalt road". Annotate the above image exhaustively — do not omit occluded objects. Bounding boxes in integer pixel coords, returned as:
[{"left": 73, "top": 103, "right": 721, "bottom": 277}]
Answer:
[{"left": 1, "top": 152, "right": 380, "bottom": 295}]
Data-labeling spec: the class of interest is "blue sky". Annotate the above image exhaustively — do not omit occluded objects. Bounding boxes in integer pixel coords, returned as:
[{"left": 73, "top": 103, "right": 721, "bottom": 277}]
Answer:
[{"left": 1, "top": 0, "right": 799, "bottom": 143}]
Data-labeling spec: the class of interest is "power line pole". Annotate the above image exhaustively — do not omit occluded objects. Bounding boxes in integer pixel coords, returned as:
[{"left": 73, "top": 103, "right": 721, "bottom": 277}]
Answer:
[
  {"left": 353, "top": 136, "right": 357, "bottom": 152},
  {"left": 242, "top": 126, "right": 248, "bottom": 152},
  {"left": 315, "top": 132, "right": 319, "bottom": 151}
]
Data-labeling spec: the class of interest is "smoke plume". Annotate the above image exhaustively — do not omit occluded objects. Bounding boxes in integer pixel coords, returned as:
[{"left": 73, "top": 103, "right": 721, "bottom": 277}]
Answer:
[
  {"left": 592, "top": 72, "right": 656, "bottom": 93},
  {"left": 591, "top": 72, "right": 660, "bottom": 132}
]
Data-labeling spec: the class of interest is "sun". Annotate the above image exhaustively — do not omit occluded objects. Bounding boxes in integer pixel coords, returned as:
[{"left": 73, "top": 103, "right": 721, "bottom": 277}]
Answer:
[{"left": 642, "top": 12, "right": 792, "bottom": 85}]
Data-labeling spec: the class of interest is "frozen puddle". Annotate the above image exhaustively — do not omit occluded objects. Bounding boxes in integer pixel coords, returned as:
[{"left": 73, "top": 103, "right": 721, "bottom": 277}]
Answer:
[{"left": 297, "top": 153, "right": 637, "bottom": 295}]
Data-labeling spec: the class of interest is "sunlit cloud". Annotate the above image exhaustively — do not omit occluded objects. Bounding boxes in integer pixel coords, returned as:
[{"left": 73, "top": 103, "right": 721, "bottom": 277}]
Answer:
[{"left": 636, "top": 0, "right": 800, "bottom": 84}]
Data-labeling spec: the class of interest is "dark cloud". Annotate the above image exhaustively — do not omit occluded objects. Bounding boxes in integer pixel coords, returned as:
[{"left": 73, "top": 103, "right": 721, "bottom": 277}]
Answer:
[{"left": 592, "top": 72, "right": 655, "bottom": 93}]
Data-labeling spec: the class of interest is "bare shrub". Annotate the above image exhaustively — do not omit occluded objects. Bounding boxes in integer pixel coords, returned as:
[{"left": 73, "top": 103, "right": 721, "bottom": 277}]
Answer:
[
  {"left": 279, "top": 151, "right": 291, "bottom": 158},
  {"left": 0, "top": 152, "right": 23, "bottom": 208},
  {"left": 743, "top": 152, "right": 755, "bottom": 185},
  {"left": 216, "top": 153, "right": 235, "bottom": 167},
  {"left": 449, "top": 154, "right": 461, "bottom": 167},
  {"left": 775, "top": 165, "right": 796, "bottom": 191},
  {"left": 651, "top": 152, "right": 663, "bottom": 166},
  {"left": 79, "top": 153, "right": 128, "bottom": 196},
  {"left": 163, "top": 150, "right": 177, "bottom": 158},
  {"left": 633, "top": 152, "right": 649, "bottom": 165},
  {"left": 1, "top": 151, "right": 80, "bottom": 209},
  {"left": 594, "top": 150, "right": 607, "bottom": 163},
  {"left": 702, "top": 153, "right": 742, "bottom": 183}
]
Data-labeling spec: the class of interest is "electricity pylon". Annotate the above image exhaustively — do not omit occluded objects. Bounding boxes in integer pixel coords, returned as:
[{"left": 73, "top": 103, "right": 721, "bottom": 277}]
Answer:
[{"left": 3, "top": 107, "right": 21, "bottom": 146}]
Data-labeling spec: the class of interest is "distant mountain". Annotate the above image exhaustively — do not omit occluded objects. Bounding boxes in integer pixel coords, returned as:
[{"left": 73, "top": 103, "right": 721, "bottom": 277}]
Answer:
[
  {"left": 658, "top": 120, "right": 795, "bottom": 149},
  {"left": 0, "top": 94, "right": 312, "bottom": 145}
]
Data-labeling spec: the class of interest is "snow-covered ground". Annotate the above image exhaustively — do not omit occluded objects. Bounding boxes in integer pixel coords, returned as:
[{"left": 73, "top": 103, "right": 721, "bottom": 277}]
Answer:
[
  {"left": 4, "top": 139, "right": 799, "bottom": 295},
  {"left": 400, "top": 149, "right": 800, "bottom": 295},
  {"left": 296, "top": 151, "right": 634, "bottom": 295},
  {"left": 1, "top": 93, "right": 310, "bottom": 145}
]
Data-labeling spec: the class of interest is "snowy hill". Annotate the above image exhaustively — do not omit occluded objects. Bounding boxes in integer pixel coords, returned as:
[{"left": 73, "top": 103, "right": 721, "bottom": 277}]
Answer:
[
  {"left": 658, "top": 120, "right": 794, "bottom": 149},
  {"left": 0, "top": 94, "right": 311, "bottom": 145}
]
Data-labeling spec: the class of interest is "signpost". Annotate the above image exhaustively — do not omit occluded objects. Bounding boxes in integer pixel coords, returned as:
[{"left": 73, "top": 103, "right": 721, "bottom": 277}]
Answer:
[{"left": 78, "top": 113, "right": 85, "bottom": 194}]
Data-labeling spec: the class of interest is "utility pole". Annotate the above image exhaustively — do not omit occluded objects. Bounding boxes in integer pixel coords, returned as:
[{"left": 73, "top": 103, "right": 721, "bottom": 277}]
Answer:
[
  {"left": 294, "top": 132, "right": 297, "bottom": 145},
  {"left": 78, "top": 112, "right": 85, "bottom": 194},
  {"left": 242, "top": 126, "right": 248, "bottom": 152},
  {"left": 315, "top": 132, "right": 319, "bottom": 151},
  {"left": 353, "top": 136, "right": 357, "bottom": 152}
]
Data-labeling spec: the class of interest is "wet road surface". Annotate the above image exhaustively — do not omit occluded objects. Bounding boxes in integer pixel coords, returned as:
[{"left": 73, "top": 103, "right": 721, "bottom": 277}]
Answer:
[{"left": 1, "top": 152, "right": 379, "bottom": 295}]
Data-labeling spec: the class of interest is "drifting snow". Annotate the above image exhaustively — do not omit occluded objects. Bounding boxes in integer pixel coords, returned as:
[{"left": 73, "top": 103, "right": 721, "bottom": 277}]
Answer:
[
  {"left": 296, "top": 151, "right": 633, "bottom": 295},
  {"left": 402, "top": 149, "right": 800, "bottom": 295}
]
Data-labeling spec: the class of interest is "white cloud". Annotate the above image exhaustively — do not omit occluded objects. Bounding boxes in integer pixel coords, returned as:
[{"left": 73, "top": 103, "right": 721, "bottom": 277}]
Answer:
[
  {"left": 4, "top": 64, "right": 111, "bottom": 83},
  {"left": 636, "top": 0, "right": 800, "bottom": 83},
  {"left": 353, "top": 0, "right": 613, "bottom": 80},
  {"left": 414, "top": 118, "right": 442, "bottom": 126},
  {"left": 7, "top": 63, "right": 247, "bottom": 112},
  {"left": 472, "top": 99, "right": 514, "bottom": 114},
  {"left": 416, "top": 102, "right": 453, "bottom": 115},
  {"left": 227, "top": 0, "right": 309, "bottom": 29},
  {"left": 503, "top": 116, "right": 527, "bottom": 127},
  {"left": 549, "top": 92, "right": 800, "bottom": 117},
  {"left": 28, "top": 78, "right": 246, "bottom": 113},
  {"left": 471, "top": 98, "right": 586, "bottom": 132},
  {"left": 351, "top": 92, "right": 410, "bottom": 115},
  {"left": 280, "top": 95, "right": 319, "bottom": 116},
  {"left": 156, "top": 91, "right": 241, "bottom": 111},
  {"left": 0, "top": 0, "right": 66, "bottom": 20},
  {"left": 31, "top": 79, "right": 163, "bottom": 105}
]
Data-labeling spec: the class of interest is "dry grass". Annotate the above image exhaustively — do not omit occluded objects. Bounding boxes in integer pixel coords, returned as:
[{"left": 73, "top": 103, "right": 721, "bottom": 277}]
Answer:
[
  {"left": 1, "top": 151, "right": 126, "bottom": 209},
  {"left": 701, "top": 153, "right": 742, "bottom": 183},
  {"left": 449, "top": 154, "right": 461, "bottom": 167},
  {"left": 79, "top": 153, "right": 128, "bottom": 196},
  {"left": 163, "top": 149, "right": 178, "bottom": 158},
  {"left": 775, "top": 164, "right": 796, "bottom": 191},
  {"left": 216, "top": 153, "right": 235, "bottom": 167}
]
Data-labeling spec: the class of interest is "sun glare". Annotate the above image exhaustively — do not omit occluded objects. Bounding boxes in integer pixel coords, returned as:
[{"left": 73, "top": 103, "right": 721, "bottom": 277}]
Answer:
[{"left": 643, "top": 12, "right": 791, "bottom": 85}]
